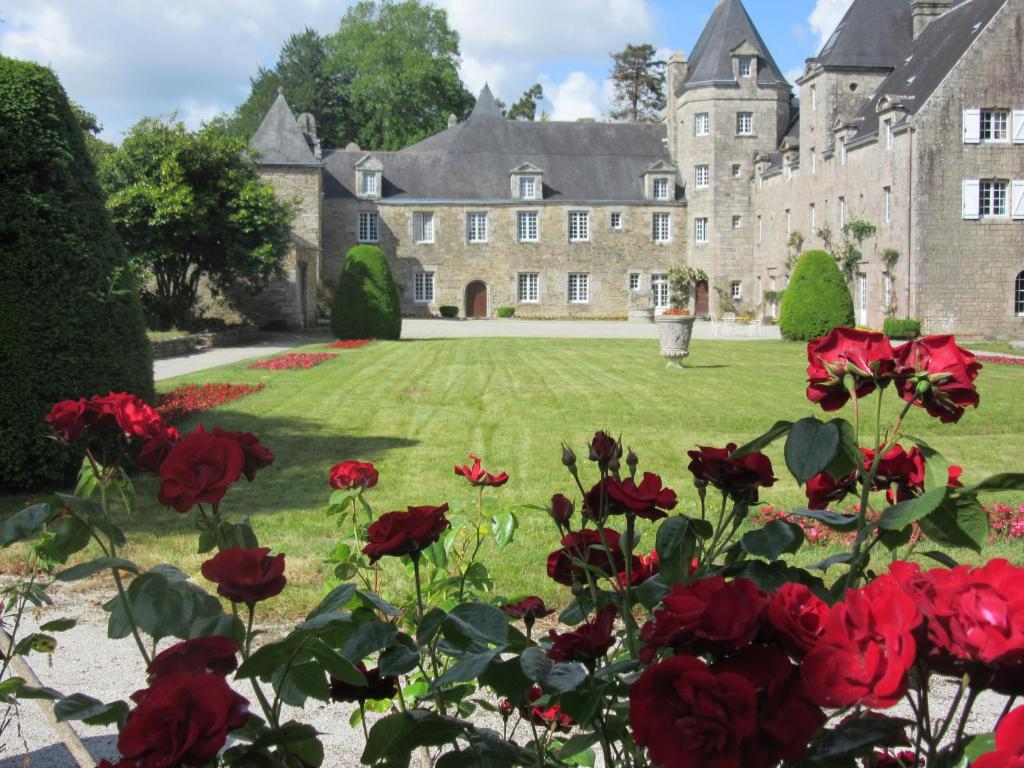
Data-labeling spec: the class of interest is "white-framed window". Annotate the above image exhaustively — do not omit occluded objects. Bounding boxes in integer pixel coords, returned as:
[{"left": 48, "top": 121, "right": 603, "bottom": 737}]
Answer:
[
  {"left": 610, "top": 212, "right": 623, "bottom": 230},
  {"left": 519, "top": 176, "right": 538, "bottom": 200},
  {"left": 413, "top": 212, "right": 434, "bottom": 244},
  {"left": 811, "top": 85, "right": 817, "bottom": 111},
  {"left": 840, "top": 140, "right": 847, "bottom": 165},
  {"left": 731, "top": 281, "right": 742, "bottom": 300},
  {"left": 757, "top": 215, "right": 763, "bottom": 242},
  {"left": 652, "top": 213, "right": 671, "bottom": 242},
  {"left": 695, "top": 165, "right": 710, "bottom": 188},
  {"left": 518, "top": 272, "right": 539, "bottom": 303},
  {"left": 810, "top": 148, "right": 816, "bottom": 174},
  {"left": 981, "top": 110, "right": 1010, "bottom": 142},
  {"left": 980, "top": 180, "right": 1009, "bottom": 218},
  {"left": 694, "top": 217, "right": 708, "bottom": 244},
  {"left": 1016, "top": 271, "right": 1024, "bottom": 316},
  {"left": 859, "top": 274, "right": 869, "bottom": 323},
  {"left": 785, "top": 209, "right": 791, "bottom": 234},
  {"left": 737, "top": 112, "right": 754, "bottom": 136},
  {"left": 467, "top": 212, "right": 488, "bottom": 243},
  {"left": 839, "top": 197, "right": 846, "bottom": 227},
  {"left": 568, "top": 211, "right": 589, "bottom": 242},
  {"left": 413, "top": 271, "right": 435, "bottom": 303},
  {"left": 732, "top": 163, "right": 742, "bottom": 178},
  {"left": 517, "top": 211, "right": 539, "bottom": 242},
  {"left": 358, "top": 211, "right": 379, "bottom": 243},
  {"left": 732, "top": 215, "right": 742, "bottom": 229},
  {"left": 651, "top": 273, "right": 669, "bottom": 309},
  {"left": 739, "top": 58, "right": 752, "bottom": 77},
  {"left": 695, "top": 112, "right": 710, "bottom": 136},
  {"left": 884, "top": 187, "right": 892, "bottom": 224},
  {"left": 361, "top": 172, "right": 379, "bottom": 196},
  {"left": 810, "top": 203, "right": 816, "bottom": 230},
  {"left": 884, "top": 274, "right": 893, "bottom": 309},
  {"left": 567, "top": 272, "right": 589, "bottom": 303},
  {"left": 885, "top": 119, "right": 894, "bottom": 150},
  {"left": 629, "top": 272, "right": 641, "bottom": 292},
  {"left": 653, "top": 177, "right": 670, "bottom": 200}
]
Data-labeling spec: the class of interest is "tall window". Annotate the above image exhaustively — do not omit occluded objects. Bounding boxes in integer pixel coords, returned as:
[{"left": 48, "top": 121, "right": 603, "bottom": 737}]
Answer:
[
  {"left": 610, "top": 212, "right": 623, "bottom": 230},
  {"left": 568, "top": 273, "right": 589, "bottom": 303},
  {"left": 732, "top": 215, "right": 742, "bottom": 230},
  {"left": 811, "top": 85, "right": 817, "bottom": 111},
  {"left": 413, "top": 271, "right": 435, "bottom": 303},
  {"left": 980, "top": 181, "right": 1009, "bottom": 218},
  {"left": 358, "top": 212, "right": 379, "bottom": 243},
  {"left": 361, "top": 172, "right": 378, "bottom": 196},
  {"left": 568, "top": 211, "right": 589, "bottom": 242},
  {"left": 653, "top": 177, "right": 670, "bottom": 200},
  {"left": 519, "top": 176, "right": 537, "bottom": 200},
  {"left": 737, "top": 112, "right": 754, "bottom": 136},
  {"left": 1016, "top": 271, "right": 1024, "bottom": 316},
  {"left": 731, "top": 281, "right": 742, "bottom": 300},
  {"left": 839, "top": 197, "right": 846, "bottom": 227},
  {"left": 884, "top": 187, "right": 892, "bottom": 224},
  {"left": 739, "top": 58, "right": 752, "bottom": 77},
  {"left": 518, "top": 273, "right": 539, "bottom": 303},
  {"left": 810, "top": 203, "right": 816, "bottom": 230},
  {"left": 884, "top": 275, "right": 893, "bottom": 310},
  {"left": 981, "top": 110, "right": 1010, "bottom": 142},
  {"left": 413, "top": 212, "right": 434, "bottom": 244},
  {"left": 694, "top": 217, "right": 708, "bottom": 244},
  {"left": 517, "top": 211, "right": 539, "bottom": 242},
  {"left": 652, "top": 213, "right": 671, "bottom": 242},
  {"left": 695, "top": 113, "right": 710, "bottom": 136},
  {"left": 652, "top": 273, "right": 669, "bottom": 309},
  {"left": 885, "top": 119, "right": 894, "bottom": 150},
  {"left": 695, "top": 165, "right": 710, "bottom": 189},
  {"left": 840, "top": 140, "right": 847, "bottom": 165},
  {"left": 732, "top": 163, "right": 742, "bottom": 178},
  {"left": 810, "top": 148, "right": 816, "bottom": 174},
  {"left": 467, "top": 212, "right": 488, "bottom": 243},
  {"left": 629, "top": 272, "right": 641, "bottom": 292},
  {"left": 757, "top": 215, "right": 763, "bottom": 242},
  {"left": 785, "top": 209, "right": 791, "bottom": 234}
]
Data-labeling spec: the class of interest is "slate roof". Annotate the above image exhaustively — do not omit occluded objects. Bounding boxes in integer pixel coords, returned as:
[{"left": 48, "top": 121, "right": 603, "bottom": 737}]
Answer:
[
  {"left": 249, "top": 92, "right": 319, "bottom": 166},
  {"left": 849, "top": 0, "right": 1006, "bottom": 140},
  {"left": 679, "top": 0, "right": 788, "bottom": 92}
]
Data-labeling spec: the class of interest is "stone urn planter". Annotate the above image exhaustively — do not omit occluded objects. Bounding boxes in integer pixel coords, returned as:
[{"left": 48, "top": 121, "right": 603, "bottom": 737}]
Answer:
[{"left": 656, "top": 313, "right": 696, "bottom": 363}]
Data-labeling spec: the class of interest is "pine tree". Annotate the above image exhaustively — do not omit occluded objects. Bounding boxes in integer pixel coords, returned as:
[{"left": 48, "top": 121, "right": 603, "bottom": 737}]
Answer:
[{"left": 609, "top": 44, "right": 666, "bottom": 122}]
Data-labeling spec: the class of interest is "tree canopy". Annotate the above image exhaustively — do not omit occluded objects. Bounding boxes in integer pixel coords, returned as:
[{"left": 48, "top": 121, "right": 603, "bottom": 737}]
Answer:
[
  {"left": 507, "top": 84, "right": 544, "bottom": 121},
  {"left": 609, "top": 43, "right": 666, "bottom": 122},
  {"left": 99, "top": 119, "right": 293, "bottom": 330}
]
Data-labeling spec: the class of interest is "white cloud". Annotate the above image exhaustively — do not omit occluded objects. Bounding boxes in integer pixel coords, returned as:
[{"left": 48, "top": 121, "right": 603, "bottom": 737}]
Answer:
[
  {"left": 808, "top": 0, "right": 854, "bottom": 49},
  {"left": 544, "top": 71, "right": 604, "bottom": 121},
  {"left": 1, "top": 5, "right": 88, "bottom": 65},
  {"left": 180, "top": 100, "right": 224, "bottom": 130},
  {"left": 785, "top": 66, "right": 805, "bottom": 86}
]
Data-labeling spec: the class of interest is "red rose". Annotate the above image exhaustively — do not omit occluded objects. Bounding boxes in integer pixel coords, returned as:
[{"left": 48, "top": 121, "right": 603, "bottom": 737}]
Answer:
[
  {"left": 454, "top": 454, "right": 509, "bottom": 487},
  {"left": 146, "top": 636, "right": 238, "bottom": 683},
  {"left": 802, "top": 574, "right": 921, "bottom": 708},
  {"left": 548, "top": 493, "right": 574, "bottom": 524},
  {"left": 201, "top": 547, "right": 286, "bottom": 606},
  {"left": 547, "top": 605, "right": 617, "bottom": 664},
  {"left": 213, "top": 429, "right": 274, "bottom": 481},
  {"left": 546, "top": 528, "right": 626, "bottom": 587},
  {"left": 581, "top": 477, "right": 626, "bottom": 521},
  {"left": 91, "top": 392, "right": 168, "bottom": 442},
  {"left": 328, "top": 460, "right": 379, "bottom": 490},
  {"left": 606, "top": 472, "right": 678, "bottom": 521},
  {"left": 330, "top": 662, "right": 397, "bottom": 703},
  {"left": 806, "top": 328, "right": 896, "bottom": 412},
  {"left": 45, "top": 398, "right": 90, "bottom": 442},
  {"left": 629, "top": 654, "right": 758, "bottom": 768},
  {"left": 641, "top": 576, "right": 768, "bottom": 659},
  {"left": 134, "top": 428, "right": 181, "bottom": 474},
  {"left": 501, "top": 596, "right": 554, "bottom": 622},
  {"left": 766, "top": 583, "right": 830, "bottom": 657},
  {"left": 714, "top": 645, "right": 826, "bottom": 764},
  {"left": 362, "top": 504, "right": 450, "bottom": 562},
  {"left": 588, "top": 430, "right": 622, "bottom": 470},
  {"left": 687, "top": 443, "right": 776, "bottom": 503},
  {"left": 870, "top": 751, "right": 924, "bottom": 768},
  {"left": 805, "top": 468, "right": 858, "bottom": 510},
  {"left": 157, "top": 428, "right": 245, "bottom": 512},
  {"left": 618, "top": 551, "right": 660, "bottom": 588},
  {"left": 118, "top": 671, "right": 248, "bottom": 768},
  {"left": 522, "top": 686, "right": 573, "bottom": 733},
  {"left": 974, "top": 705, "right": 1024, "bottom": 768},
  {"left": 894, "top": 336, "right": 982, "bottom": 423}
]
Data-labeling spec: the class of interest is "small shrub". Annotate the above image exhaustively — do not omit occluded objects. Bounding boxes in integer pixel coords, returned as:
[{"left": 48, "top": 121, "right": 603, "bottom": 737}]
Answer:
[
  {"left": 331, "top": 245, "right": 401, "bottom": 340},
  {"left": 883, "top": 318, "right": 921, "bottom": 340},
  {"left": 779, "top": 250, "right": 855, "bottom": 341},
  {"left": 496, "top": 306, "right": 515, "bottom": 318},
  {"left": 439, "top": 305, "right": 459, "bottom": 318}
]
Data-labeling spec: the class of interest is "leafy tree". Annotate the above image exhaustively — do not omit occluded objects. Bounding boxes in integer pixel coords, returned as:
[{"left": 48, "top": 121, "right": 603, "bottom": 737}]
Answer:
[
  {"left": 817, "top": 219, "right": 877, "bottom": 285},
  {"left": 324, "top": 0, "right": 474, "bottom": 150},
  {"left": 508, "top": 84, "right": 544, "bottom": 121},
  {"left": 72, "top": 102, "right": 116, "bottom": 166},
  {"left": 609, "top": 43, "right": 665, "bottom": 122},
  {"left": 99, "top": 118, "right": 293, "bottom": 330},
  {"left": 221, "top": 28, "right": 348, "bottom": 148}
]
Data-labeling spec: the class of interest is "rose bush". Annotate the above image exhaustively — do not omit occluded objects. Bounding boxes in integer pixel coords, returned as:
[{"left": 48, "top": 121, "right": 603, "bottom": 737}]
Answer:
[{"left": 2, "top": 327, "right": 1023, "bottom": 767}]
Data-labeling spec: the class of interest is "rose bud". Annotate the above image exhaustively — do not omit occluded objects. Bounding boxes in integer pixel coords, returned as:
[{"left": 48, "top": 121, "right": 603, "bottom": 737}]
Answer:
[
  {"left": 499, "top": 699, "right": 514, "bottom": 719},
  {"left": 549, "top": 493, "right": 574, "bottom": 525},
  {"left": 626, "top": 448, "right": 639, "bottom": 473},
  {"left": 561, "top": 444, "right": 577, "bottom": 473}
]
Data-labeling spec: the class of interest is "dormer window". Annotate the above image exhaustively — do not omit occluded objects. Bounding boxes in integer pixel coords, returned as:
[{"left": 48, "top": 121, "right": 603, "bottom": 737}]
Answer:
[
  {"left": 642, "top": 161, "right": 678, "bottom": 201},
  {"left": 739, "top": 58, "right": 752, "bottom": 77},
  {"left": 510, "top": 163, "right": 544, "bottom": 201},
  {"left": 519, "top": 176, "right": 537, "bottom": 200},
  {"left": 354, "top": 154, "right": 384, "bottom": 200},
  {"left": 653, "top": 178, "right": 670, "bottom": 200},
  {"left": 361, "top": 172, "right": 378, "bottom": 196}
]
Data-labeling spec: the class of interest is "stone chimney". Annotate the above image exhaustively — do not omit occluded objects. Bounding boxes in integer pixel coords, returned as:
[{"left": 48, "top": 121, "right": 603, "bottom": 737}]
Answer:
[
  {"left": 911, "top": 0, "right": 953, "bottom": 39},
  {"left": 666, "top": 51, "right": 689, "bottom": 94},
  {"left": 447, "top": 114, "right": 458, "bottom": 129}
]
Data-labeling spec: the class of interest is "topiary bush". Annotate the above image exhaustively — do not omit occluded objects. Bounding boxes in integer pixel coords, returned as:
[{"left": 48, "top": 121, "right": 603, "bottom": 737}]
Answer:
[
  {"left": 496, "top": 306, "right": 515, "bottom": 318},
  {"left": 0, "top": 56, "right": 153, "bottom": 492},
  {"left": 883, "top": 318, "right": 921, "bottom": 340},
  {"left": 439, "top": 305, "right": 459, "bottom": 318},
  {"left": 330, "top": 245, "right": 401, "bottom": 340},
  {"left": 779, "top": 250, "right": 855, "bottom": 341}
]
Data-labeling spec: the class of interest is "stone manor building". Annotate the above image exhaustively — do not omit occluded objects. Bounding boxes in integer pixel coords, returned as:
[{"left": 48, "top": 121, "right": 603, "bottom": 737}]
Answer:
[{"left": 250, "top": 0, "right": 1024, "bottom": 338}]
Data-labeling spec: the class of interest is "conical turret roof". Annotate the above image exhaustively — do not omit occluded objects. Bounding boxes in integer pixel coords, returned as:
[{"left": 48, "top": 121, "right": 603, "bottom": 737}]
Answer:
[{"left": 249, "top": 91, "right": 319, "bottom": 166}]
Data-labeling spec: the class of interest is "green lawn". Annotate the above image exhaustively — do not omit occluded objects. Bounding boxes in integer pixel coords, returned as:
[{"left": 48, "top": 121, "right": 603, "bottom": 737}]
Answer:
[
  {"left": 968, "top": 341, "right": 1024, "bottom": 357},
  {"left": 6, "top": 338, "right": 1024, "bottom": 617}
]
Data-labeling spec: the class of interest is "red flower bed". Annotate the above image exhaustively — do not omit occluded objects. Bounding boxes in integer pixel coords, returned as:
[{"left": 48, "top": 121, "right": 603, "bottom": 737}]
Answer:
[
  {"left": 327, "top": 339, "right": 374, "bottom": 350},
  {"left": 249, "top": 353, "right": 336, "bottom": 371},
  {"left": 972, "top": 353, "right": 1024, "bottom": 366},
  {"left": 156, "top": 383, "right": 265, "bottom": 425}
]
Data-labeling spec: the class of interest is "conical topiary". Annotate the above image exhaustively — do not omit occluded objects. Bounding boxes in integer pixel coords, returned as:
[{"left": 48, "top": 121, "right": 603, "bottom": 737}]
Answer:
[
  {"left": 0, "top": 56, "right": 153, "bottom": 492},
  {"left": 779, "top": 250, "right": 856, "bottom": 341},
  {"left": 331, "top": 245, "right": 402, "bottom": 340}
]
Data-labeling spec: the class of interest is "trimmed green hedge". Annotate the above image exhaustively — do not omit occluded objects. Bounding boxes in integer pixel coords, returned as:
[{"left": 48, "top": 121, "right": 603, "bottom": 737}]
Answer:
[
  {"left": 779, "top": 250, "right": 855, "bottom": 341},
  {"left": 496, "top": 306, "right": 515, "bottom": 318},
  {"left": 330, "top": 245, "right": 402, "bottom": 340},
  {"left": 883, "top": 318, "right": 921, "bottom": 340},
  {"left": 439, "top": 305, "right": 459, "bottom": 318},
  {"left": 0, "top": 56, "right": 153, "bottom": 491}
]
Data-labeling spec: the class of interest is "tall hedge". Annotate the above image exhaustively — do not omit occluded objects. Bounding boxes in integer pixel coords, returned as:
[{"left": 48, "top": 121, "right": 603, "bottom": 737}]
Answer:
[
  {"left": 779, "top": 250, "right": 855, "bottom": 341},
  {"left": 331, "top": 245, "right": 402, "bottom": 340},
  {"left": 0, "top": 57, "right": 153, "bottom": 491}
]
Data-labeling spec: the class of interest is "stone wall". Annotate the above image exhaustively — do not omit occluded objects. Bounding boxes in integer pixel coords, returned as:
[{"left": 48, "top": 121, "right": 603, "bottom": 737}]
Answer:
[
  {"left": 150, "top": 326, "right": 260, "bottom": 359},
  {"left": 321, "top": 200, "right": 688, "bottom": 318}
]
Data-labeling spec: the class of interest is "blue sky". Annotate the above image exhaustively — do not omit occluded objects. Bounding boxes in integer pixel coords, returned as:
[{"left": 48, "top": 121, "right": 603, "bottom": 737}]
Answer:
[{"left": 0, "top": 0, "right": 854, "bottom": 142}]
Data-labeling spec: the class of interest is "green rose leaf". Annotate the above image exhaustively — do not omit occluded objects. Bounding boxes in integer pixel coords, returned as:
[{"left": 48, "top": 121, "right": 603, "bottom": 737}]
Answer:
[{"left": 785, "top": 417, "right": 840, "bottom": 485}]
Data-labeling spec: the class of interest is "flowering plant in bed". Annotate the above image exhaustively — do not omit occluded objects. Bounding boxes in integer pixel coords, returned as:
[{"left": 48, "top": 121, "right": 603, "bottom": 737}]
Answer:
[
  {"left": 327, "top": 339, "right": 375, "bottom": 350},
  {"left": 155, "top": 382, "right": 265, "bottom": 424},
  {"left": 249, "top": 352, "right": 336, "bottom": 370},
  {"left": 2, "top": 327, "right": 1024, "bottom": 767}
]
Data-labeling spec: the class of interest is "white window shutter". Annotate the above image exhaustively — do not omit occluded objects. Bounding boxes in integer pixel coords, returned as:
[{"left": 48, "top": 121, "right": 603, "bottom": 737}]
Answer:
[
  {"left": 1012, "top": 180, "right": 1024, "bottom": 220},
  {"left": 1013, "top": 111, "right": 1024, "bottom": 144},
  {"left": 962, "top": 180, "right": 981, "bottom": 219},
  {"left": 963, "top": 109, "right": 981, "bottom": 143}
]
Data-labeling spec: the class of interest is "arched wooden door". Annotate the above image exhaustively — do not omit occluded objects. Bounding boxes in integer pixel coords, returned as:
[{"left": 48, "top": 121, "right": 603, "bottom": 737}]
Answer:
[
  {"left": 465, "top": 281, "right": 488, "bottom": 318},
  {"left": 694, "top": 280, "right": 710, "bottom": 316}
]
